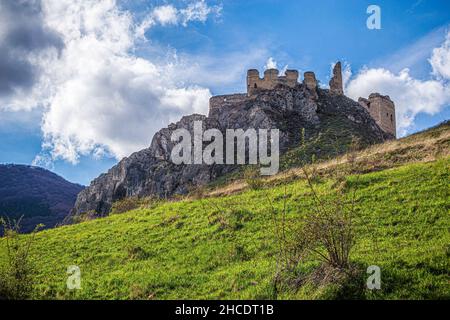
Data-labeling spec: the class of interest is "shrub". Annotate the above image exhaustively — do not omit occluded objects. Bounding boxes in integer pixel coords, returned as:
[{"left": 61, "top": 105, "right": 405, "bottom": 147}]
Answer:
[
  {"left": 0, "top": 218, "right": 42, "bottom": 300},
  {"left": 271, "top": 137, "right": 360, "bottom": 291},
  {"left": 111, "top": 197, "right": 159, "bottom": 215},
  {"left": 244, "top": 167, "right": 264, "bottom": 190}
]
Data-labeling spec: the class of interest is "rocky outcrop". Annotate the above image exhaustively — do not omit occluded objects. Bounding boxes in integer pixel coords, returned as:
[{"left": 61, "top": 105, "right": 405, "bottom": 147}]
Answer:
[
  {"left": 72, "top": 114, "right": 229, "bottom": 217},
  {"left": 71, "top": 83, "right": 390, "bottom": 218}
]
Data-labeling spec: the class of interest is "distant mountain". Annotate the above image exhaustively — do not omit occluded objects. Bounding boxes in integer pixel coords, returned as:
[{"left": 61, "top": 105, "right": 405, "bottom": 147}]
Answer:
[{"left": 0, "top": 164, "right": 84, "bottom": 233}]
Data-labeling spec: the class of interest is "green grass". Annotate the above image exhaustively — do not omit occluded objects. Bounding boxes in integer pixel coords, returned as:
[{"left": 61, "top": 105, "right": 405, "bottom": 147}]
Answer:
[{"left": 1, "top": 158, "right": 449, "bottom": 300}]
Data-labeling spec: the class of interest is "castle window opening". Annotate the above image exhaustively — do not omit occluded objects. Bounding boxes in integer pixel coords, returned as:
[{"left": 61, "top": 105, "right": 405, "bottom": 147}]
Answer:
[{"left": 254, "top": 84, "right": 258, "bottom": 89}]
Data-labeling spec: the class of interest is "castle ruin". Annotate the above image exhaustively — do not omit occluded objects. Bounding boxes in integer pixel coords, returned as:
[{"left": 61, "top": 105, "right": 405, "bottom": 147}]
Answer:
[
  {"left": 329, "top": 62, "right": 344, "bottom": 95},
  {"left": 213, "top": 62, "right": 396, "bottom": 138},
  {"left": 358, "top": 93, "right": 396, "bottom": 137},
  {"left": 247, "top": 69, "right": 299, "bottom": 96}
]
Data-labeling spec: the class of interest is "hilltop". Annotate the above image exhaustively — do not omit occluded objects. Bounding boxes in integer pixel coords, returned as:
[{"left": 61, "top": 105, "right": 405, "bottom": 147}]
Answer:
[
  {"left": 0, "top": 165, "right": 84, "bottom": 233},
  {"left": 1, "top": 121, "right": 448, "bottom": 299},
  {"left": 71, "top": 64, "right": 393, "bottom": 219}
]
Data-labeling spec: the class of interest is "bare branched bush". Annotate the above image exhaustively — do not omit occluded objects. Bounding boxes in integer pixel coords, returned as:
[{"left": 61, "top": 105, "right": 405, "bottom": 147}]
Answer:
[
  {"left": 0, "top": 218, "right": 42, "bottom": 300},
  {"left": 270, "top": 137, "right": 361, "bottom": 291}
]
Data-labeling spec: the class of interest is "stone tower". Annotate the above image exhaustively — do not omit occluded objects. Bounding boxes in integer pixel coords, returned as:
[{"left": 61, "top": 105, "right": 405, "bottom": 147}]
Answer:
[
  {"left": 329, "top": 62, "right": 344, "bottom": 95},
  {"left": 358, "top": 93, "right": 396, "bottom": 138},
  {"left": 303, "top": 72, "right": 317, "bottom": 91}
]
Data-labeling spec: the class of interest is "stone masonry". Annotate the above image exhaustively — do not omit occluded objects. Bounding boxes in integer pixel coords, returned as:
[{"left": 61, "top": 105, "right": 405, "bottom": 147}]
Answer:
[
  {"left": 358, "top": 93, "right": 396, "bottom": 137},
  {"left": 329, "top": 62, "right": 344, "bottom": 95},
  {"left": 247, "top": 67, "right": 321, "bottom": 99},
  {"left": 246, "top": 62, "right": 395, "bottom": 138},
  {"left": 247, "top": 69, "right": 299, "bottom": 96},
  {"left": 303, "top": 71, "right": 318, "bottom": 96}
]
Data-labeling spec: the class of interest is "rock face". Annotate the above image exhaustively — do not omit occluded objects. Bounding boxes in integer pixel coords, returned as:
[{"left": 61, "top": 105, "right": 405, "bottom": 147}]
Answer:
[
  {"left": 0, "top": 165, "right": 84, "bottom": 233},
  {"left": 71, "top": 83, "right": 391, "bottom": 218}
]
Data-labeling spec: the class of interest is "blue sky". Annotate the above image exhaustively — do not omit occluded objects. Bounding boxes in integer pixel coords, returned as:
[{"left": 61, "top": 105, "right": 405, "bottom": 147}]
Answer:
[{"left": 0, "top": 0, "right": 449, "bottom": 185}]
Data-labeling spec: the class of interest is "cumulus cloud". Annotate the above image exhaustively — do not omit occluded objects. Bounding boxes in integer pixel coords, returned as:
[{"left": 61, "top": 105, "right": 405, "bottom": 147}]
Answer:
[
  {"left": 430, "top": 31, "right": 450, "bottom": 79},
  {"left": 153, "top": 5, "right": 179, "bottom": 26},
  {"left": 346, "top": 31, "right": 450, "bottom": 136},
  {"left": 38, "top": 0, "right": 215, "bottom": 163},
  {"left": 0, "top": 0, "right": 222, "bottom": 164}
]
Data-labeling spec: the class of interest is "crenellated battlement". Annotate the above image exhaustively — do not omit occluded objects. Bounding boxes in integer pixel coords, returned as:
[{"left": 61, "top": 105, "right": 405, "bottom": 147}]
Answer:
[
  {"left": 246, "top": 68, "right": 324, "bottom": 97},
  {"left": 247, "top": 69, "right": 300, "bottom": 96},
  {"left": 234, "top": 62, "right": 396, "bottom": 138}
]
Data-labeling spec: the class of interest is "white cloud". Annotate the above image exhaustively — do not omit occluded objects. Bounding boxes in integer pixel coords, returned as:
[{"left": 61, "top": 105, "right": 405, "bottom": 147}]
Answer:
[
  {"left": 0, "top": 0, "right": 264, "bottom": 166},
  {"left": 21, "top": 0, "right": 215, "bottom": 164},
  {"left": 179, "top": 0, "right": 222, "bottom": 27},
  {"left": 32, "top": 153, "right": 54, "bottom": 170},
  {"left": 264, "top": 57, "right": 277, "bottom": 70},
  {"left": 280, "top": 65, "right": 289, "bottom": 75},
  {"left": 136, "top": 1, "right": 222, "bottom": 38},
  {"left": 342, "top": 62, "right": 352, "bottom": 89},
  {"left": 263, "top": 57, "right": 290, "bottom": 76},
  {"left": 346, "top": 68, "right": 450, "bottom": 136},
  {"left": 346, "top": 31, "right": 450, "bottom": 136},
  {"left": 153, "top": 5, "right": 179, "bottom": 26},
  {"left": 430, "top": 31, "right": 450, "bottom": 79}
]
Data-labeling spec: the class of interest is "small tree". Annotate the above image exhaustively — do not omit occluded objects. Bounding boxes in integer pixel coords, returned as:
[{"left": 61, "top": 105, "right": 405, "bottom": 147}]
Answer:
[{"left": 0, "top": 218, "right": 42, "bottom": 300}]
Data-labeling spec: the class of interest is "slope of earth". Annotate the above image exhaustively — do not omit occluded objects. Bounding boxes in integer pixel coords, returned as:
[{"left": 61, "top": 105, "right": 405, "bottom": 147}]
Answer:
[
  {"left": 71, "top": 84, "right": 391, "bottom": 218},
  {"left": 1, "top": 123, "right": 448, "bottom": 300}
]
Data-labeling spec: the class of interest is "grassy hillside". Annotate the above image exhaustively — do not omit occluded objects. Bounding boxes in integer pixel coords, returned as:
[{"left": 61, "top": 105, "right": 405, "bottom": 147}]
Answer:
[{"left": 1, "top": 123, "right": 449, "bottom": 300}]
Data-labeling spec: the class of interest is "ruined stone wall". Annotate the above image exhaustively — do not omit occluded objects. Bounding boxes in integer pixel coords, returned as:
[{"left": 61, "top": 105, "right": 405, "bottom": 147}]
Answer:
[
  {"left": 329, "top": 62, "right": 344, "bottom": 95},
  {"left": 245, "top": 64, "right": 396, "bottom": 138},
  {"left": 359, "top": 93, "right": 396, "bottom": 137},
  {"left": 303, "top": 72, "right": 317, "bottom": 91},
  {"left": 209, "top": 94, "right": 248, "bottom": 117},
  {"left": 247, "top": 69, "right": 299, "bottom": 96}
]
